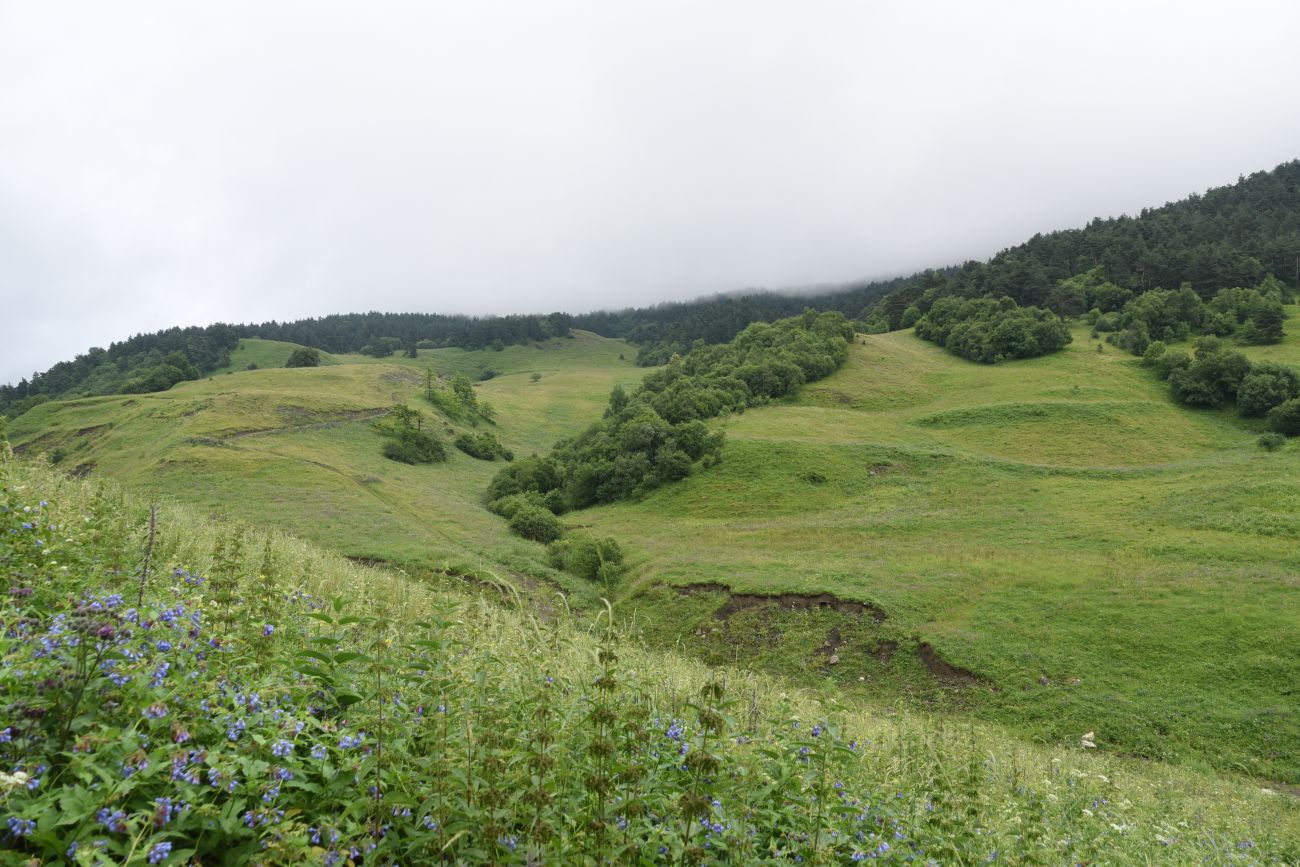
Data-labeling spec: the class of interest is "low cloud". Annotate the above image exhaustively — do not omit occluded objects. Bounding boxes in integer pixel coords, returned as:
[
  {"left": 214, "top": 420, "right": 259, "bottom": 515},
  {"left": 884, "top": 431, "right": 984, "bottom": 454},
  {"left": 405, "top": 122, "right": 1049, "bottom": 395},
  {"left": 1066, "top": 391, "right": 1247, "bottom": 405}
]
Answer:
[{"left": 3, "top": 0, "right": 1300, "bottom": 384}]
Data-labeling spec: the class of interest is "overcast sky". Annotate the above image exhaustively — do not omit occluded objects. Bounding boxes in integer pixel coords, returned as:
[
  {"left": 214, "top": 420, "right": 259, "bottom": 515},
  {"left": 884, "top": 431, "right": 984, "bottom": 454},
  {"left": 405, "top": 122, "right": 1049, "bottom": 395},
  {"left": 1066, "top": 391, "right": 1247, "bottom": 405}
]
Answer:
[{"left": 3, "top": 0, "right": 1300, "bottom": 385}]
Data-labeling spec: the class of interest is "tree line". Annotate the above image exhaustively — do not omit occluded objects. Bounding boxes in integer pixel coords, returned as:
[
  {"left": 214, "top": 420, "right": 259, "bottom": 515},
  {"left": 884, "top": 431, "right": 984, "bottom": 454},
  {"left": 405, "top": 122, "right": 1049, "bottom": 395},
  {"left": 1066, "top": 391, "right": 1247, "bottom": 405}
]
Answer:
[
  {"left": 8, "top": 160, "right": 1299, "bottom": 414},
  {"left": 566, "top": 161, "right": 1300, "bottom": 364},
  {"left": 570, "top": 280, "right": 907, "bottom": 366}
]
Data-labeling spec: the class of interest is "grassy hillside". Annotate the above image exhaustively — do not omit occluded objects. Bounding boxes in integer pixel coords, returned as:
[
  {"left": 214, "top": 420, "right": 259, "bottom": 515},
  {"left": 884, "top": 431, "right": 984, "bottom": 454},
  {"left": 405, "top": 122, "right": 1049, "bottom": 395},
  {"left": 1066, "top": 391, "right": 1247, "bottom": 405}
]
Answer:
[
  {"left": 214, "top": 338, "right": 342, "bottom": 372},
  {"left": 2, "top": 460, "right": 1297, "bottom": 864},
  {"left": 7, "top": 332, "right": 644, "bottom": 593},
  {"left": 582, "top": 317, "right": 1300, "bottom": 784},
  {"left": 9, "top": 316, "right": 1300, "bottom": 797}
]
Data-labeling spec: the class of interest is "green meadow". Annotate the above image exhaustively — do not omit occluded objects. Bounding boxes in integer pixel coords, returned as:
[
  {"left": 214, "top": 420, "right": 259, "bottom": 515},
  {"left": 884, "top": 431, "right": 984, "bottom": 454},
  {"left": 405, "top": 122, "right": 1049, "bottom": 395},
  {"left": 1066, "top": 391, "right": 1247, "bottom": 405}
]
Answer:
[
  {"left": 582, "top": 317, "right": 1300, "bottom": 784},
  {"left": 8, "top": 333, "right": 642, "bottom": 598},
  {"left": 9, "top": 316, "right": 1300, "bottom": 791}
]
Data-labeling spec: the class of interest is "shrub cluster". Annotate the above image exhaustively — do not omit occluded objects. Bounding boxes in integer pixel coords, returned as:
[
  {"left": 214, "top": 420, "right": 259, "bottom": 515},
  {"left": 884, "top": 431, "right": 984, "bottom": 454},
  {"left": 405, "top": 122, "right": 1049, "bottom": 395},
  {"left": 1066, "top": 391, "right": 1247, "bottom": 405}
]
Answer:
[
  {"left": 425, "top": 371, "right": 495, "bottom": 424},
  {"left": 119, "top": 351, "right": 202, "bottom": 395},
  {"left": 489, "top": 310, "right": 854, "bottom": 514},
  {"left": 1141, "top": 336, "right": 1300, "bottom": 435},
  {"left": 913, "top": 297, "right": 1073, "bottom": 363},
  {"left": 547, "top": 535, "right": 626, "bottom": 583},
  {"left": 373, "top": 404, "right": 447, "bottom": 464},
  {"left": 506, "top": 504, "right": 565, "bottom": 543},
  {"left": 284, "top": 347, "right": 322, "bottom": 368},
  {"left": 359, "top": 337, "right": 405, "bottom": 357},
  {"left": 1097, "top": 278, "right": 1288, "bottom": 354},
  {"left": 454, "top": 431, "right": 513, "bottom": 462}
]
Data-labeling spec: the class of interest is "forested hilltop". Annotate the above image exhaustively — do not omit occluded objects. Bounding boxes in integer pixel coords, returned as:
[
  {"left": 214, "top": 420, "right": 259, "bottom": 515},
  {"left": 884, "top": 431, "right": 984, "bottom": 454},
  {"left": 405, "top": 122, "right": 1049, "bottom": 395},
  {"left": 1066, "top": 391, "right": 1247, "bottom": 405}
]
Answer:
[
  {"left": 868, "top": 159, "right": 1300, "bottom": 329},
  {"left": 573, "top": 160, "right": 1300, "bottom": 361},
  {"left": 0, "top": 312, "right": 571, "bottom": 418},
  {"left": 569, "top": 277, "right": 911, "bottom": 366},
  {"left": 8, "top": 160, "right": 1300, "bottom": 413}
]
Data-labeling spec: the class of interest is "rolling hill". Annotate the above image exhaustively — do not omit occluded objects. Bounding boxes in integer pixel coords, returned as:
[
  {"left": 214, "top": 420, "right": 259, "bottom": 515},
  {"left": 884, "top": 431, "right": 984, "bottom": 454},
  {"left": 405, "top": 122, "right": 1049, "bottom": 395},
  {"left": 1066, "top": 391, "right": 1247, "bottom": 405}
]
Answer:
[
  {"left": 8, "top": 317, "right": 1300, "bottom": 793},
  {"left": 7, "top": 333, "right": 641, "bottom": 599},
  {"left": 583, "top": 314, "right": 1300, "bottom": 783}
]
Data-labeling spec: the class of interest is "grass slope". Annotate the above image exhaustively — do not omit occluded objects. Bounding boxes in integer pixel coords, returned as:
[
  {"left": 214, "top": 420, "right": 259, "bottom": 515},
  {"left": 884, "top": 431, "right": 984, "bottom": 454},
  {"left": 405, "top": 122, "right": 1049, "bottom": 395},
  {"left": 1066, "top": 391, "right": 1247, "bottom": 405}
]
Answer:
[
  {"left": 3, "top": 460, "right": 1297, "bottom": 863},
  {"left": 214, "top": 338, "right": 343, "bottom": 373},
  {"left": 584, "top": 321, "right": 1300, "bottom": 784},
  {"left": 9, "top": 318, "right": 1300, "bottom": 792},
  {"left": 7, "top": 332, "right": 644, "bottom": 596}
]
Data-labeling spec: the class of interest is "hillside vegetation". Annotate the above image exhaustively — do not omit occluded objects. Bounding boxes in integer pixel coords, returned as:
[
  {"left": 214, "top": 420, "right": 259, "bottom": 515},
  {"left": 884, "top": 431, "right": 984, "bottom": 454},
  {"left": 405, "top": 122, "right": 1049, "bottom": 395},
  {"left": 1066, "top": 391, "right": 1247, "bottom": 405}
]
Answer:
[
  {"left": 870, "top": 160, "right": 1300, "bottom": 330},
  {"left": 5, "top": 332, "right": 644, "bottom": 591},
  {"left": 1, "top": 313, "right": 573, "bottom": 417},
  {"left": 579, "top": 315, "right": 1300, "bottom": 785},
  {"left": 7, "top": 308, "right": 1300, "bottom": 861},
  {"left": 2, "top": 460, "right": 1297, "bottom": 864},
  {"left": 488, "top": 311, "right": 853, "bottom": 515},
  {"left": 560, "top": 160, "right": 1300, "bottom": 361}
]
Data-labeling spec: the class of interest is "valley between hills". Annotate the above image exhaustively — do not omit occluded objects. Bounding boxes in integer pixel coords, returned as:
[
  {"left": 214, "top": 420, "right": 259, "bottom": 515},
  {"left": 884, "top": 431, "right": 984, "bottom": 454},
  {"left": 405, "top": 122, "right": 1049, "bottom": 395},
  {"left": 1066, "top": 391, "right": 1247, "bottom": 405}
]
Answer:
[{"left": 11, "top": 315, "right": 1300, "bottom": 790}]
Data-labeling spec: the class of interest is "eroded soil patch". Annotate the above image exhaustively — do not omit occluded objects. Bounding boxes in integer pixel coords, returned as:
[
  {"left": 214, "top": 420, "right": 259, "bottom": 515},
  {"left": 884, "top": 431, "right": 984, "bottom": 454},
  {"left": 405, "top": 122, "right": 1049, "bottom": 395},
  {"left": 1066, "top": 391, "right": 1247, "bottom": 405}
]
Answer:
[
  {"left": 670, "top": 583, "right": 989, "bottom": 690},
  {"left": 917, "top": 642, "right": 986, "bottom": 688},
  {"left": 14, "top": 424, "right": 112, "bottom": 456},
  {"left": 676, "top": 582, "right": 886, "bottom": 623}
]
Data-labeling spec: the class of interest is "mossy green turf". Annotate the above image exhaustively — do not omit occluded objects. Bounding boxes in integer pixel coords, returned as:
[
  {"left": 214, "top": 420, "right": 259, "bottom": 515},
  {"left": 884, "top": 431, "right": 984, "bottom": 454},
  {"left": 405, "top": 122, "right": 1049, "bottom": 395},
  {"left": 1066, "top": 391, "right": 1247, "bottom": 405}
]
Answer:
[
  {"left": 9, "top": 317, "right": 1300, "bottom": 788},
  {"left": 584, "top": 315, "right": 1300, "bottom": 784}
]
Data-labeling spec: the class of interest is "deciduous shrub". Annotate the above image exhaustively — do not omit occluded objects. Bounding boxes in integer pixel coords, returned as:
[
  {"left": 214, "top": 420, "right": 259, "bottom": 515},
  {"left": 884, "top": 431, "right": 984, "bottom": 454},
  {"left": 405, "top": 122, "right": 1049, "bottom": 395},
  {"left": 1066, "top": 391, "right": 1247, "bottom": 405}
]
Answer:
[
  {"left": 455, "top": 431, "right": 513, "bottom": 461},
  {"left": 374, "top": 404, "right": 447, "bottom": 464},
  {"left": 1238, "top": 363, "right": 1300, "bottom": 417},
  {"left": 1258, "top": 432, "right": 1286, "bottom": 451},
  {"left": 1267, "top": 397, "right": 1300, "bottom": 436},
  {"left": 1167, "top": 349, "right": 1252, "bottom": 406},
  {"left": 547, "top": 535, "right": 625, "bottom": 583},
  {"left": 487, "top": 492, "right": 546, "bottom": 520},
  {"left": 284, "top": 347, "right": 321, "bottom": 367},
  {"left": 914, "top": 297, "right": 1072, "bottom": 362},
  {"left": 382, "top": 430, "right": 446, "bottom": 464},
  {"left": 507, "top": 504, "right": 565, "bottom": 543}
]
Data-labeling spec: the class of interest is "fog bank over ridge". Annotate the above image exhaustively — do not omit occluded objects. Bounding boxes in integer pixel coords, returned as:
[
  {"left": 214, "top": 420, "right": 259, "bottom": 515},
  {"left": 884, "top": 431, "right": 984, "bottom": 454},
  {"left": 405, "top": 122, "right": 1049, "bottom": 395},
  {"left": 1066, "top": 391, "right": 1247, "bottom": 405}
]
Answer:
[{"left": 3, "top": 0, "right": 1300, "bottom": 384}]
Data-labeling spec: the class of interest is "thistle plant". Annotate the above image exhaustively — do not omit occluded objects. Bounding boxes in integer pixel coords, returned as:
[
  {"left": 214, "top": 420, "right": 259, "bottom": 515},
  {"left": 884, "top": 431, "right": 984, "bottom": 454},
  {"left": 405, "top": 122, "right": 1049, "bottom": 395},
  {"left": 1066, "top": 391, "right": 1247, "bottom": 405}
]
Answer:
[{"left": 583, "top": 602, "right": 620, "bottom": 862}]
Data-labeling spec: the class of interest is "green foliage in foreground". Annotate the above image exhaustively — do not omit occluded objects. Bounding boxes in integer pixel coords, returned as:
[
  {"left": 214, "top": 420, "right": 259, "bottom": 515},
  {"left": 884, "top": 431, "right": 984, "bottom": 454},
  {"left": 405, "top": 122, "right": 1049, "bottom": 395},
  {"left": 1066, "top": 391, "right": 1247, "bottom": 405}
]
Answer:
[
  {"left": 1, "top": 461, "right": 1296, "bottom": 865},
  {"left": 489, "top": 311, "right": 853, "bottom": 512},
  {"left": 913, "top": 297, "right": 1072, "bottom": 363}
]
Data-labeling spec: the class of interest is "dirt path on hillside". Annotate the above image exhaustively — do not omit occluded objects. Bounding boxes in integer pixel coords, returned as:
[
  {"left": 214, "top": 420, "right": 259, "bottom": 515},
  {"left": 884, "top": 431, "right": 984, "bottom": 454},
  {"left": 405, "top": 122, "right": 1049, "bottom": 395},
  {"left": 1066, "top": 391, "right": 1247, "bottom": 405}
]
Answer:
[{"left": 221, "top": 408, "right": 390, "bottom": 440}]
